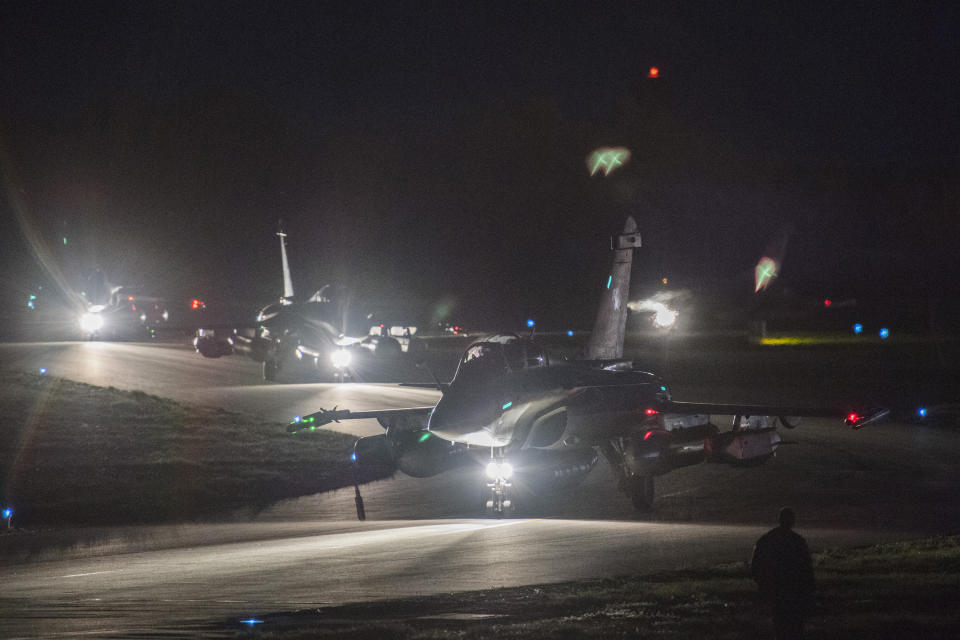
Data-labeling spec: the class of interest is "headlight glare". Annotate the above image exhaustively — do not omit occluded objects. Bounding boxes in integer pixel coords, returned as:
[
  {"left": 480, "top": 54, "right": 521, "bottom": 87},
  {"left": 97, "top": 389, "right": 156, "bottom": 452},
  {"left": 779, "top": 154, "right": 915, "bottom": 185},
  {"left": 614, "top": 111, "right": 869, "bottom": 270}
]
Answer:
[
  {"left": 80, "top": 313, "right": 104, "bottom": 333},
  {"left": 331, "top": 349, "right": 351, "bottom": 369},
  {"left": 485, "top": 461, "right": 513, "bottom": 480}
]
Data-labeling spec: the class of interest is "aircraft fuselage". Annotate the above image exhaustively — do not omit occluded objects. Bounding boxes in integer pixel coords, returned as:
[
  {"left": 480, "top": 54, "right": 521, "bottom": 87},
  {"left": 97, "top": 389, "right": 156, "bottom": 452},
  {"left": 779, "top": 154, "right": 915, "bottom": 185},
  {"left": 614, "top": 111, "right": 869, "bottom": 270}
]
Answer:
[{"left": 427, "top": 363, "right": 667, "bottom": 451}]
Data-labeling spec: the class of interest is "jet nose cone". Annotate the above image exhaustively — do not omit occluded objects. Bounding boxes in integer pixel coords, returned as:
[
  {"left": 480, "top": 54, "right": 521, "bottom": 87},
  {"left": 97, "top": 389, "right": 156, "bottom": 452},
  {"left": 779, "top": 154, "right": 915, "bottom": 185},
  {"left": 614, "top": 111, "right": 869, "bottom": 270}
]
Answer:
[{"left": 427, "top": 393, "right": 498, "bottom": 441}]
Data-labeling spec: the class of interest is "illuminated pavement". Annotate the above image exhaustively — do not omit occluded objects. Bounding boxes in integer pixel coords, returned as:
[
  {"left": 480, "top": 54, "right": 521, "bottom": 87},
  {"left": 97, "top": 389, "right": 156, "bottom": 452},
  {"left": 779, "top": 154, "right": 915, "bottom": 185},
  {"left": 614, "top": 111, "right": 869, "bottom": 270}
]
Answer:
[
  {"left": 0, "top": 341, "right": 441, "bottom": 437},
  {"left": 0, "top": 519, "right": 907, "bottom": 638},
  {"left": 1, "top": 341, "right": 959, "bottom": 637}
]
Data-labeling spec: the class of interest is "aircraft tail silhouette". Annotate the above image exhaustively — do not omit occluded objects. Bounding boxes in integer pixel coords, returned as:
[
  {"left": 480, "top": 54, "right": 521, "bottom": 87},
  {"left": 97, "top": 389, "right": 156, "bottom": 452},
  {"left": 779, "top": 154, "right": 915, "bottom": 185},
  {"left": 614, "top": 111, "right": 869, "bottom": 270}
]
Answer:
[
  {"left": 583, "top": 217, "right": 641, "bottom": 360},
  {"left": 277, "top": 226, "right": 295, "bottom": 301}
]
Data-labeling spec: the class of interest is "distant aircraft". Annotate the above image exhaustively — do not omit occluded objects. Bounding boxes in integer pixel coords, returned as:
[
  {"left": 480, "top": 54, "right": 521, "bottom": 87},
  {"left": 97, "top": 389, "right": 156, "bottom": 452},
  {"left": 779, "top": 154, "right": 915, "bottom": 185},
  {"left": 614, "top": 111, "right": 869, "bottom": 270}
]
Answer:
[
  {"left": 194, "top": 227, "right": 405, "bottom": 381},
  {"left": 76, "top": 270, "right": 200, "bottom": 341},
  {"left": 294, "top": 218, "right": 888, "bottom": 518}
]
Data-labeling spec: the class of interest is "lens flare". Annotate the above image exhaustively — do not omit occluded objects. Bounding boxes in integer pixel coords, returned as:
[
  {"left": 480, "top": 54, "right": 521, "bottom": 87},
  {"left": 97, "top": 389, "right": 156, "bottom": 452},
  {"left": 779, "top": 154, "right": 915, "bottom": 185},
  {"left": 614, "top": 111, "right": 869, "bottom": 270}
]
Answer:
[
  {"left": 587, "top": 147, "right": 631, "bottom": 177},
  {"left": 754, "top": 257, "right": 779, "bottom": 292}
]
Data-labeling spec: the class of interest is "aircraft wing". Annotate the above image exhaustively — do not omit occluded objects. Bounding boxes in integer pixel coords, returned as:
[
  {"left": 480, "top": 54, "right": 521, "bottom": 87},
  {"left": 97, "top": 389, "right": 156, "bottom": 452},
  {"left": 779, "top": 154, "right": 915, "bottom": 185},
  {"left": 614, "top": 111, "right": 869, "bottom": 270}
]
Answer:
[
  {"left": 288, "top": 406, "right": 435, "bottom": 433},
  {"left": 662, "top": 400, "right": 889, "bottom": 429}
]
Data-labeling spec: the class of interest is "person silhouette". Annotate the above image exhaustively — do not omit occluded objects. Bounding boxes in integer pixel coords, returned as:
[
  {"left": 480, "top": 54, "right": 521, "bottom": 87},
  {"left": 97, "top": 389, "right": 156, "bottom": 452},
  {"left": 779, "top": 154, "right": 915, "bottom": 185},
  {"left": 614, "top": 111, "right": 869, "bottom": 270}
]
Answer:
[{"left": 751, "top": 507, "right": 816, "bottom": 639}]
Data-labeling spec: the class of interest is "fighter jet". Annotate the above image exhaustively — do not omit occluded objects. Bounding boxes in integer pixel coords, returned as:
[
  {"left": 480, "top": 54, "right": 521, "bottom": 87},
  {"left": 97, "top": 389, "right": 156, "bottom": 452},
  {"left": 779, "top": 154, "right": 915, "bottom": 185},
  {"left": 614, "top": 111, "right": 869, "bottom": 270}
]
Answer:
[
  {"left": 194, "top": 227, "right": 405, "bottom": 381},
  {"left": 293, "top": 217, "right": 888, "bottom": 518}
]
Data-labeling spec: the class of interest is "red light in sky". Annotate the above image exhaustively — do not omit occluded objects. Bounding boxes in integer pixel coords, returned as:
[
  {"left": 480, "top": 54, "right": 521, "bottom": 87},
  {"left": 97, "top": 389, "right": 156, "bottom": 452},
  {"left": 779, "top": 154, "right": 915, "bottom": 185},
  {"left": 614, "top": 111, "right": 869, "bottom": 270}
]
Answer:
[
  {"left": 647, "top": 67, "right": 660, "bottom": 79},
  {"left": 824, "top": 299, "right": 832, "bottom": 307},
  {"left": 643, "top": 431, "right": 654, "bottom": 440},
  {"left": 645, "top": 408, "right": 659, "bottom": 415}
]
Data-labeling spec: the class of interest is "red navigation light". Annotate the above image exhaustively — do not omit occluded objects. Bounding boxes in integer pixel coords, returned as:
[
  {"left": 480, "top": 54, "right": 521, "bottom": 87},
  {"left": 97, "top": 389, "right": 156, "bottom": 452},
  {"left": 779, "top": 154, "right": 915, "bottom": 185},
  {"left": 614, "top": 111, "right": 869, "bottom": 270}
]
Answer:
[
  {"left": 847, "top": 412, "right": 860, "bottom": 423},
  {"left": 643, "top": 430, "right": 654, "bottom": 440},
  {"left": 824, "top": 299, "right": 832, "bottom": 307},
  {"left": 645, "top": 408, "right": 659, "bottom": 415},
  {"left": 647, "top": 66, "right": 660, "bottom": 79}
]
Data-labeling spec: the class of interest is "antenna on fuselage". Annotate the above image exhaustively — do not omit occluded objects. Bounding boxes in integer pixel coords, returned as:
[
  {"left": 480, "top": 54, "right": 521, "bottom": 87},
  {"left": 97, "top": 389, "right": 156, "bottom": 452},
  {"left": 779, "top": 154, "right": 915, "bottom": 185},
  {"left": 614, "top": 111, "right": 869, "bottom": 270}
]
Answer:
[
  {"left": 416, "top": 359, "right": 448, "bottom": 396},
  {"left": 277, "top": 222, "right": 295, "bottom": 303}
]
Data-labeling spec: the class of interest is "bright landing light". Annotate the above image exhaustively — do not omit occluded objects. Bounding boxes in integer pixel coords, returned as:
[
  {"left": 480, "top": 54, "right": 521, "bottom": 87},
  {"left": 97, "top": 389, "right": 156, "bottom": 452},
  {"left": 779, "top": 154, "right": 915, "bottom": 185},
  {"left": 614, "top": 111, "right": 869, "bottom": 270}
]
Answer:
[
  {"left": 628, "top": 298, "right": 679, "bottom": 329},
  {"left": 485, "top": 461, "right": 514, "bottom": 480},
  {"left": 331, "top": 349, "right": 352, "bottom": 369},
  {"left": 79, "top": 312, "right": 104, "bottom": 333},
  {"left": 653, "top": 306, "right": 678, "bottom": 328}
]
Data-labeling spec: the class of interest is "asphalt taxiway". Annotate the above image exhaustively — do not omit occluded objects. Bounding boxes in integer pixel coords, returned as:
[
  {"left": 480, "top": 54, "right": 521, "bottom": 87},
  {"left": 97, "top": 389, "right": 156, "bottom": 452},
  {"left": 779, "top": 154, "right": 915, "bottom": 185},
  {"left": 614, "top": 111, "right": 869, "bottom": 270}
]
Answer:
[{"left": 0, "top": 341, "right": 957, "bottom": 638}]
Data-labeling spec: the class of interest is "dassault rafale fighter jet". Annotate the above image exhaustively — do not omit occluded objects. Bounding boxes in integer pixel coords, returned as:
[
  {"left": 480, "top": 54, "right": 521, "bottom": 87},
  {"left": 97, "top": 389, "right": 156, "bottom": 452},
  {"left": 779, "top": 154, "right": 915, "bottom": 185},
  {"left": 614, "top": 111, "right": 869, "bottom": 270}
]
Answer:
[
  {"left": 293, "top": 218, "right": 888, "bottom": 518},
  {"left": 194, "top": 227, "right": 404, "bottom": 381}
]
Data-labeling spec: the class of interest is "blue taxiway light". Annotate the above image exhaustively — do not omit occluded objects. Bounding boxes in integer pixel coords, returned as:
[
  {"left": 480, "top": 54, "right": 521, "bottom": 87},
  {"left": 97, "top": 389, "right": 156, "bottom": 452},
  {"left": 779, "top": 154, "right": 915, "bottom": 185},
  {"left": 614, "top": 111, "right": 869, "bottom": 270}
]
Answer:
[
  {"left": 2, "top": 508, "right": 12, "bottom": 519},
  {"left": 39, "top": 368, "right": 47, "bottom": 375},
  {"left": 350, "top": 452, "right": 357, "bottom": 461},
  {"left": 853, "top": 323, "right": 863, "bottom": 334},
  {"left": 526, "top": 319, "right": 535, "bottom": 328},
  {"left": 567, "top": 330, "right": 574, "bottom": 337},
  {"left": 606, "top": 275, "right": 612, "bottom": 289},
  {"left": 293, "top": 415, "right": 301, "bottom": 423},
  {"left": 240, "top": 618, "right": 263, "bottom": 626},
  {"left": 501, "top": 401, "right": 513, "bottom": 411},
  {"left": 918, "top": 408, "right": 927, "bottom": 418},
  {"left": 879, "top": 328, "right": 890, "bottom": 339}
]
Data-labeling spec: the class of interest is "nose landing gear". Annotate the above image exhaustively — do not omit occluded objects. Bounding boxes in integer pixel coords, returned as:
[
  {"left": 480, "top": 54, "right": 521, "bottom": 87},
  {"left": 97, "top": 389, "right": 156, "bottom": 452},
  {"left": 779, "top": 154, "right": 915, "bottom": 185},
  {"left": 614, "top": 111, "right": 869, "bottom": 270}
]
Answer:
[{"left": 484, "top": 451, "right": 515, "bottom": 518}]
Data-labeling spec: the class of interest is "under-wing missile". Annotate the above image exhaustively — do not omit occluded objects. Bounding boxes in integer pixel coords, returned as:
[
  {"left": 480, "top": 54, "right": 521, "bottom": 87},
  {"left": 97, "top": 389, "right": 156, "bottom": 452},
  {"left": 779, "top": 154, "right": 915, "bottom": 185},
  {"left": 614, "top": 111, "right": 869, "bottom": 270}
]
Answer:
[{"left": 288, "top": 406, "right": 434, "bottom": 432}]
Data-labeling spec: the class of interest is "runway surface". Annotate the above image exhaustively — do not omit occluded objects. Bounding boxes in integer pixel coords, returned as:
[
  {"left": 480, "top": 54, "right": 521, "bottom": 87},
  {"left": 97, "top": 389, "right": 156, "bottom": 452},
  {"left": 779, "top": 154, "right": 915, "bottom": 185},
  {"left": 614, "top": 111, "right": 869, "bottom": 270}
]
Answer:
[
  {"left": 0, "top": 341, "right": 441, "bottom": 437},
  {"left": 1, "top": 341, "right": 958, "bottom": 638}
]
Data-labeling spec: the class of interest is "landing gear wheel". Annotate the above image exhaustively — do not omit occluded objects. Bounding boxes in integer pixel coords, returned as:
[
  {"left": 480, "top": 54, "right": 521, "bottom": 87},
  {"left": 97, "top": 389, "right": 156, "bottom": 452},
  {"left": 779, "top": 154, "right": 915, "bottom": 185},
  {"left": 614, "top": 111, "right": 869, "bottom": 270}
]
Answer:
[
  {"left": 628, "top": 474, "right": 655, "bottom": 510},
  {"left": 483, "top": 482, "right": 514, "bottom": 518},
  {"left": 262, "top": 358, "right": 280, "bottom": 382},
  {"left": 485, "top": 499, "right": 515, "bottom": 518}
]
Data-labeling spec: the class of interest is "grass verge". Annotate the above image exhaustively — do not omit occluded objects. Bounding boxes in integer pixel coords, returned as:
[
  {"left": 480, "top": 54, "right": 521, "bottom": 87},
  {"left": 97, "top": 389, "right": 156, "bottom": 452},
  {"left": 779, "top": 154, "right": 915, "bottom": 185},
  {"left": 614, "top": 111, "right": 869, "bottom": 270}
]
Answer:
[
  {"left": 238, "top": 536, "right": 960, "bottom": 639},
  {"left": 0, "top": 371, "right": 390, "bottom": 527}
]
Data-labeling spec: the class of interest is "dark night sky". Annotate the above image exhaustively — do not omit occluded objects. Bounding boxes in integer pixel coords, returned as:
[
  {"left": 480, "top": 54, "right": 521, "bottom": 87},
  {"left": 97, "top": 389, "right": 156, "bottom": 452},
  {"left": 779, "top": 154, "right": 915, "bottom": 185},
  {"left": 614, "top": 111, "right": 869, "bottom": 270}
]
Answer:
[{"left": 2, "top": 1, "right": 959, "bottom": 329}]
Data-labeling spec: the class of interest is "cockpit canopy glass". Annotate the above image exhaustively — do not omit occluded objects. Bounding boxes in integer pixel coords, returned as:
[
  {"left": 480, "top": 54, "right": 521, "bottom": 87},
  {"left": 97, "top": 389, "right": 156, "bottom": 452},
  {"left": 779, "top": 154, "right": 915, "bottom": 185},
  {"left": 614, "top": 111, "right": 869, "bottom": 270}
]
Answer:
[{"left": 454, "top": 339, "right": 547, "bottom": 384}]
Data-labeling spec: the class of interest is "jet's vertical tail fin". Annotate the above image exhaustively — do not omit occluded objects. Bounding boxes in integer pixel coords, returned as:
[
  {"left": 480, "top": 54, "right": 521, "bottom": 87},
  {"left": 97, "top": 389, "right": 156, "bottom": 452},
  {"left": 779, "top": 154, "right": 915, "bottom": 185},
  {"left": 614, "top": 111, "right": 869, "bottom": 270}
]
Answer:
[
  {"left": 583, "top": 217, "right": 641, "bottom": 360},
  {"left": 277, "top": 227, "right": 294, "bottom": 301}
]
